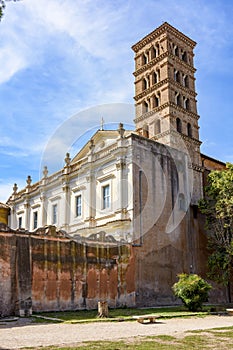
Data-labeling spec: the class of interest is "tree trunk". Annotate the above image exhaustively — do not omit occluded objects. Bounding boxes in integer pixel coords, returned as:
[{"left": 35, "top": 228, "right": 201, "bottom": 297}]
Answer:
[
  {"left": 98, "top": 301, "right": 108, "bottom": 318},
  {"left": 227, "top": 281, "right": 231, "bottom": 303}
]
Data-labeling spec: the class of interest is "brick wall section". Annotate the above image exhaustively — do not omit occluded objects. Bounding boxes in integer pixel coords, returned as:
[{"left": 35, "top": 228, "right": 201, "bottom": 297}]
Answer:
[
  {"left": 0, "top": 226, "right": 134, "bottom": 316},
  {"left": 0, "top": 232, "right": 17, "bottom": 316}
]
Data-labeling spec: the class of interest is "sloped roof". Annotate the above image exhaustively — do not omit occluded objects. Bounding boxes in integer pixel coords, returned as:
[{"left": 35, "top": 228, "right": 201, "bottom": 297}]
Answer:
[
  {"left": 71, "top": 129, "right": 133, "bottom": 164},
  {"left": 0, "top": 202, "right": 10, "bottom": 209},
  {"left": 132, "top": 21, "right": 196, "bottom": 52}
]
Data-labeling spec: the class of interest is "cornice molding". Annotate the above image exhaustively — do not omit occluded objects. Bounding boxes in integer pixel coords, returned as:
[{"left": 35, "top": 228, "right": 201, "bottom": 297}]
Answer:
[
  {"left": 134, "top": 51, "right": 196, "bottom": 77},
  {"left": 134, "top": 78, "right": 196, "bottom": 101},
  {"left": 134, "top": 103, "right": 169, "bottom": 123},
  {"left": 132, "top": 22, "right": 196, "bottom": 53},
  {"left": 72, "top": 185, "right": 86, "bottom": 193},
  {"left": 133, "top": 52, "right": 167, "bottom": 76},
  {"left": 134, "top": 79, "right": 168, "bottom": 101},
  {"left": 134, "top": 102, "right": 200, "bottom": 124}
]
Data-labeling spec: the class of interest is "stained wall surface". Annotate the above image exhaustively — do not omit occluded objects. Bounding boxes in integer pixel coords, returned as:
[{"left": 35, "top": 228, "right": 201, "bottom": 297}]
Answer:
[
  {"left": 0, "top": 226, "right": 134, "bottom": 316},
  {"left": 131, "top": 136, "right": 231, "bottom": 306}
]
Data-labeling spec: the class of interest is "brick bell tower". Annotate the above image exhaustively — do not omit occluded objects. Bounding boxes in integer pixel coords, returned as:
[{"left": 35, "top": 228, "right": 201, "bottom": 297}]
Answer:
[{"left": 132, "top": 22, "right": 203, "bottom": 203}]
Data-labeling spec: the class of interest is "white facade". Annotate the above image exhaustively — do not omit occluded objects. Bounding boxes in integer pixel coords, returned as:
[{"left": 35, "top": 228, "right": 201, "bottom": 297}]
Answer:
[
  {"left": 8, "top": 124, "right": 193, "bottom": 246},
  {"left": 8, "top": 127, "right": 135, "bottom": 242},
  {"left": 7, "top": 23, "right": 202, "bottom": 245}
]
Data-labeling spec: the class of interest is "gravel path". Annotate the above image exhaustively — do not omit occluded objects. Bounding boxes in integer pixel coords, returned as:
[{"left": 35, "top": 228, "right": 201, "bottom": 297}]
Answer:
[{"left": 0, "top": 315, "right": 233, "bottom": 349}]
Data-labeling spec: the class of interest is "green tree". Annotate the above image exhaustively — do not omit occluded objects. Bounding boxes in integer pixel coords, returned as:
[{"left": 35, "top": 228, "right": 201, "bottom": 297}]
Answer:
[
  {"left": 199, "top": 162, "right": 233, "bottom": 302},
  {"left": 172, "top": 273, "right": 212, "bottom": 311},
  {"left": 0, "top": 0, "right": 19, "bottom": 20}
]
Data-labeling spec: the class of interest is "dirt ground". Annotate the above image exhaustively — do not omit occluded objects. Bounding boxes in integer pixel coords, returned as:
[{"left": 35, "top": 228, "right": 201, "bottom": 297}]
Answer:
[{"left": 0, "top": 315, "right": 233, "bottom": 350}]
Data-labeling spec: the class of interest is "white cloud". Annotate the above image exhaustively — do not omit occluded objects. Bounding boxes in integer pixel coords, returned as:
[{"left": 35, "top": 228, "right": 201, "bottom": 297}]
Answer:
[
  {"left": 21, "top": 0, "right": 127, "bottom": 59},
  {"left": 1, "top": 0, "right": 232, "bottom": 86},
  {"left": 0, "top": 46, "right": 26, "bottom": 84}
]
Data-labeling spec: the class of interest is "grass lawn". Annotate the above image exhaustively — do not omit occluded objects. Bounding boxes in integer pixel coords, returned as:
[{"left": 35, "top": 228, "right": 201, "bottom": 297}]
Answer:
[
  {"left": 23, "top": 326, "right": 233, "bottom": 349},
  {"left": 33, "top": 305, "right": 215, "bottom": 324}
]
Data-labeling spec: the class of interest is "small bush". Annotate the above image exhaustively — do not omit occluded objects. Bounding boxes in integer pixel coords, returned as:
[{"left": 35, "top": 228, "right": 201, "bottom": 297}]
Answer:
[{"left": 172, "top": 273, "right": 212, "bottom": 311}]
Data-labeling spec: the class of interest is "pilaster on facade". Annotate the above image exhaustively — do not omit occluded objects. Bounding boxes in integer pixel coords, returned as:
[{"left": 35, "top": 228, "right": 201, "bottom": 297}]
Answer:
[
  {"left": 115, "top": 158, "right": 127, "bottom": 217},
  {"left": 85, "top": 173, "right": 96, "bottom": 226},
  {"left": 62, "top": 183, "right": 71, "bottom": 231},
  {"left": 40, "top": 193, "right": 48, "bottom": 227},
  {"left": 24, "top": 200, "right": 30, "bottom": 230}
]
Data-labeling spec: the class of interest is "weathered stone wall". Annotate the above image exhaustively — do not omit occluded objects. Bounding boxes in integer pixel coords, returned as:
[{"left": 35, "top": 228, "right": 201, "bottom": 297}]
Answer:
[
  {"left": 131, "top": 136, "right": 232, "bottom": 306},
  {"left": 0, "top": 232, "right": 17, "bottom": 316},
  {"left": 31, "top": 235, "right": 135, "bottom": 312},
  {"left": 0, "top": 226, "right": 134, "bottom": 316}
]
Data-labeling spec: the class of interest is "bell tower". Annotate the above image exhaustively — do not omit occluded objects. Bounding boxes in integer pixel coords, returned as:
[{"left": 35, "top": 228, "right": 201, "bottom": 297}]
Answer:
[{"left": 132, "top": 22, "right": 202, "bottom": 203}]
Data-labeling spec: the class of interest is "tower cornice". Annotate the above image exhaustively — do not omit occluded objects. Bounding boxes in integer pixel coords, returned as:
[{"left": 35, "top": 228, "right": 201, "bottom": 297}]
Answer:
[
  {"left": 134, "top": 102, "right": 200, "bottom": 124},
  {"left": 133, "top": 51, "right": 196, "bottom": 77},
  {"left": 134, "top": 78, "right": 197, "bottom": 102},
  {"left": 132, "top": 22, "right": 196, "bottom": 53}
]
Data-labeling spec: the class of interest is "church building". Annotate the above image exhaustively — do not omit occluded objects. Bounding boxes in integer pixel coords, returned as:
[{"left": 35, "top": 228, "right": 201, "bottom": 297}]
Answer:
[{"left": 5, "top": 22, "right": 227, "bottom": 309}]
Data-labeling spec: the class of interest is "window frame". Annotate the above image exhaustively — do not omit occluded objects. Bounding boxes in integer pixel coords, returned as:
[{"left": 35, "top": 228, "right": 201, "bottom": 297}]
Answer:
[
  {"left": 33, "top": 211, "right": 38, "bottom": 230},
  {"left": 176, "top": 118, "right": 182, "bottom": 133},
  {"left": 76, "top": 194, "right": 82, "bottom": 217},
  {"left": 52, "top": 204, "right": 58, "bottom": 225},
  {"left": 18, "top": 216, "right": 22, "bottom": 229},
  {"left": 102, "top": 184, "right": 110, "bottom": 210}
]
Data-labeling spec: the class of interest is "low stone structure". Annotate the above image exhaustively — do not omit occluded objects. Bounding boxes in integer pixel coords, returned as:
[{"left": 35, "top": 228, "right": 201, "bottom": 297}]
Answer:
[{"left": 0, "top": 224, "right": 134, "bottom": 317}]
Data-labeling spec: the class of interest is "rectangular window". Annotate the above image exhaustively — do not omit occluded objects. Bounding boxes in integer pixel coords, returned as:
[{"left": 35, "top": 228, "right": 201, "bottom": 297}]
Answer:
[
  {"left": 18, "top": 216, "right": 22, "bottom": 229},
  {"left": 52, "top": 204, "right": 57, "bottom": 225},
  {"left": 76, "top": 195, "right": 82, "bottom": 217},
  {"left": 102, "top": 184, "right": 110, "bottom": 209},
  {"left": 33, "top": 211, "right": 38, "bottom": 229}
]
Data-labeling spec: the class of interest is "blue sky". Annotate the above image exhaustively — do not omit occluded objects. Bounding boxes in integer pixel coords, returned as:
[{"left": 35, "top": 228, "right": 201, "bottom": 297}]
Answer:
[{"left": 0, "top": 0, "right": 233, "bottom": 202}]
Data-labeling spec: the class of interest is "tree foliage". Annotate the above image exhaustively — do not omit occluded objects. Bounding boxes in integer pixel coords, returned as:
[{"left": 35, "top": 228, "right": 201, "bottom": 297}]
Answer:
[
  {"left": 199, "top": 163, "right": 233, "bottom": 292},
  {"left": 0, "top": 0, "right": 19, "bottom": 20},
  {"left": 172, "top": 273, "right": 212, "bottom": 311}
]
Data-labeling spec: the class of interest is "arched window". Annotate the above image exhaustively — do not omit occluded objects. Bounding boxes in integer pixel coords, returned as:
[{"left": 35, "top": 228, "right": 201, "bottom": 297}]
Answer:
[
  {"left": 181, "top": 51, "right": 187, "bottom": 62},
  {"left": 176, "top": 118, "right": 182, "bottom": 133},
  {"left": 187, "top": 123, "right": 192, "bottom": 137},
  {"left": 154, "top": 119, "right": 161, "bottom": 134},
  {"left": 142, "top": 52, "right": 149, "bottom": 66},
  {"left": 179, "top": 193, "right": 186, "bottom": 211},
  {"left": 174, "top": 46, "right": 179, "bottom": 57},
  {"left": 183, "top": 75, "right": 189, "bottom": 87},
  {"left": 143, "top": 101, "right": 149, "bottom": 113},
  {"left": 174, "top": 70, "right": 181, "bottom": 83},
  {"left": 142, "top": 78, "right": 148, "bottom": 91},
  {"left": 151, "top": 46, "right": 157, "bottom": 59},
  {"left": 184, "top": 98, "right": 190, "bottom": 111},
  {"left": 152, "top": 71, "right": 158, "bottom": 85},
  {"left": 152, "top": 94, "right": 160, "bottom": 108},
  {"left": 142, "top": 54, "right": 148, "bottom": 66},
  {"left": 175, "top": 92, "right": 182, "bottom": 107}
]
